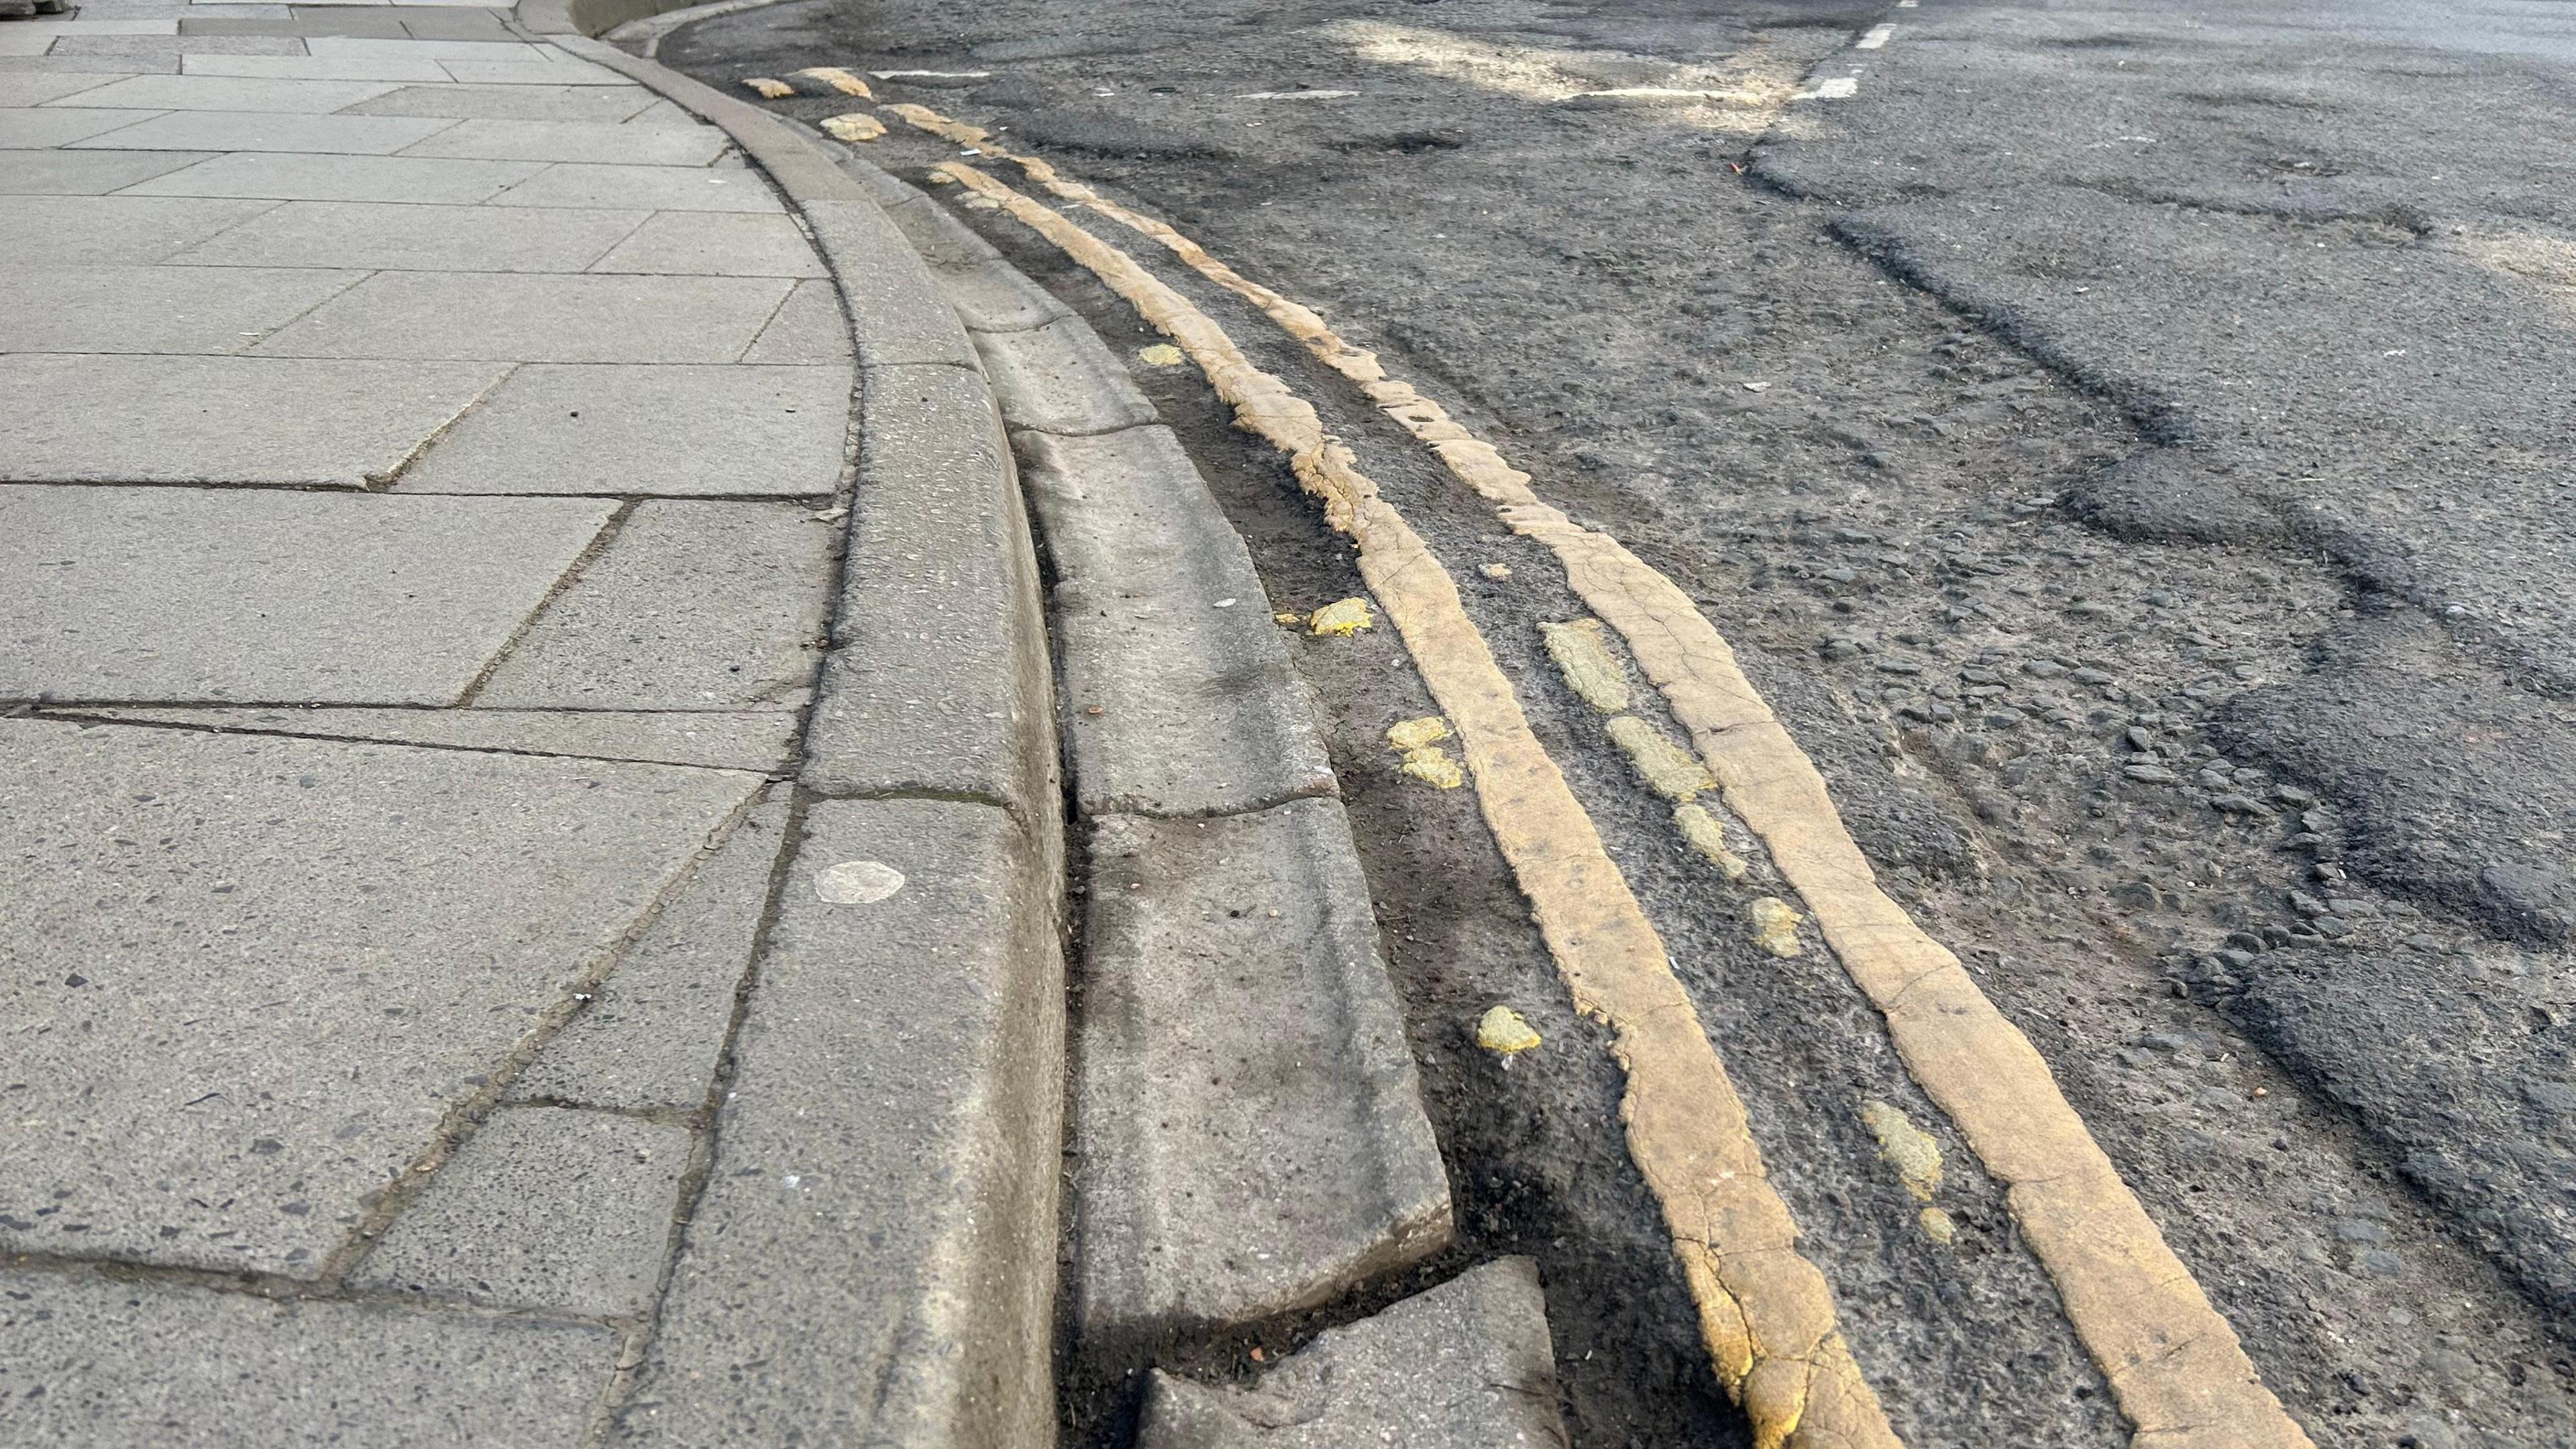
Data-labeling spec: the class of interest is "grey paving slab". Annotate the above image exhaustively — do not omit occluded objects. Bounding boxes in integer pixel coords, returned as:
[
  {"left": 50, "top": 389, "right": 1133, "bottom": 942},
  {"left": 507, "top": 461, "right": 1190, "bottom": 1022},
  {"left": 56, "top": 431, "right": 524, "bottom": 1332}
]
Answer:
[
  {"left": 398, "top": 362, "right": 849, "bottom": 496},
  {"left": 492, "top": 159, "right": 780, "bottom": 212},
  {"left": 343, "top": 80, "right": 661, "bottom": 121},
  {"left": 977, "top": 314, "right": 1162, "bottom": 437},
  {"left": 442, "top": 56, "right": 630, "bottom": 85},
  {"left": 476, "top": 500, "right": 837, "bottom": 709},
  {"left": 1076, "top": 799, "right": 1452, "bottom": 1340},
  {"left": 48, "top": 34, "right": 309, "bottom": 56},
  {"left": 396, "top": 8, "right": 519, "bottom": 40},
  {"left": 588, "top": 209, "right": 824, "bottom": 276},
  {"left": 0, "top": 263, "right": 363, "bottom": 354},
  {"left": 0, "top": 71, "right": 131, "bottom": 105},
  {"left": 178, "top": 51, "right": 454, "bottom": 80},
  {"left": 0, "top": 105, "right": 162, "bottom": 148},
  {"left": 67, "top": 106, "right": 457, "bottom": 154},
  {"left": 0, "top": 145, "right": 205, "bottom": 191},
  {"left": 397, "top": 115, "right": 727, "bottom": 164},
  {"left": 1020, "top": 426, "right": 1338, "bottom": 817},
  {"left": 613, "top": 797, "right": 1062, "bottom": 1449},
  {"left": 0, "top": 718, "right": 758, "bottom": 1273},
  {"left": 0, "top": 488, "right": 610, "bottom": 702},
  {"left": 122, "top": 149, "right": 542, "bottom": 201},
  {"left": 351, "top": 1107, "right": 694, "bottom": 1316},
  {"left": 803, "top": 363, "right": 1055, "bottom": 814},
  {"left": 305, "top": 35, "right": 537, "bottom": 60},
  {"left": 52, "top": 71, "right": 398, "bottom": 109},
  {"left": 739, "top": 276, "right": 850, "bottom": 362},
  {"left": 511, "top": 790, "right": 790, "bottom": 1109},
  {"left": 620, "top": 97, "right": 698, "bottom": 126},
  {"left": 0, "top": 54, "right": 180, "bottom": 74},
  {"left": 1138, "top": 1259, "right": 1566, "bottom": 1449},
  {"left": 70, "top": 706, "right": 802, "bottom": 770},
  {"left": 0, "top": 1267, "right": 619, "bottom": 1449},
  {"left": 0, "top": 353, "right": 504, "bottom": 485},
  {"left": 0, "top": 193, "right": 274, "bottom": 262},
  {"left": 168, "top": 197, "right": 643, "bottom": 271},
  {"left": 254, "top": 270, "right": 791, "bottom": 362}
]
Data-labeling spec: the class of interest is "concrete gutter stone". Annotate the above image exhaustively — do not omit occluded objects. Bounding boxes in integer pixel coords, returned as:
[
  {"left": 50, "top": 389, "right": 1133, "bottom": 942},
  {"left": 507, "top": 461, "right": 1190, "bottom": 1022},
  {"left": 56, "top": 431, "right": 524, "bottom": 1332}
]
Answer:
[
  {"left": 614, "top": 798, "right": 1063, "bottom": 1448},
  {"left": 1075, "top": 798, "right": 1452, "bottom": 1344},
  {"left": 975, "top": 314, "right": 1161, "bottom": 436},
  {"left": 1136, "top": 1258, "right": 1568, "bottom": 1449},
  {"left": 1020, "top": 425, "right": 1337, "bottom": 818}
]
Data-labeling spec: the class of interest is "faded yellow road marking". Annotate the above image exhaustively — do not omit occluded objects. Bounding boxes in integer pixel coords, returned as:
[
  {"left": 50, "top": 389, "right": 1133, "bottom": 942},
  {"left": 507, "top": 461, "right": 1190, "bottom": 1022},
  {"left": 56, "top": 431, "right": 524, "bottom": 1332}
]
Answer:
[
  {"left": 926, "top": 157, "right": 1899, "bottom": 1449},
  {"left": 896, "top": 104, "right": 2314, "bottom": 1449}
]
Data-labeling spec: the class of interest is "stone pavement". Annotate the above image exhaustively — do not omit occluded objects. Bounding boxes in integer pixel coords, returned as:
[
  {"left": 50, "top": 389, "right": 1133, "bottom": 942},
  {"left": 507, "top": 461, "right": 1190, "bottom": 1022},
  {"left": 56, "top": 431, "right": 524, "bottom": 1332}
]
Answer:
[{"left": 0, "top": 5, "right": 945, "bottom": 1442}]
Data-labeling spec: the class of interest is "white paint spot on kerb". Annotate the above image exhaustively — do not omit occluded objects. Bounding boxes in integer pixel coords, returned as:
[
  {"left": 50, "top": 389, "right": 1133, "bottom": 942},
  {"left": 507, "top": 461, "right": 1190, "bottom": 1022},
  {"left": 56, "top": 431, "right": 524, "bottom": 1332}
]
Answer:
[
  {"left": 816, "top": 859, "right": 906, "bottom": 904},
  {"left": 1857, "top": 24, "right": 1894, "bottom": 48}
]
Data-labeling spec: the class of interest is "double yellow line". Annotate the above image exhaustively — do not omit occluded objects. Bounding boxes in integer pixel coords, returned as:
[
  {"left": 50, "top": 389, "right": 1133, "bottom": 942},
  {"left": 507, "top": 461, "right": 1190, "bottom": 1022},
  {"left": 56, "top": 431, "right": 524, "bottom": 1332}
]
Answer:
[{"left": 885, "top": 103, "right": 2312, "bottom": 1449}]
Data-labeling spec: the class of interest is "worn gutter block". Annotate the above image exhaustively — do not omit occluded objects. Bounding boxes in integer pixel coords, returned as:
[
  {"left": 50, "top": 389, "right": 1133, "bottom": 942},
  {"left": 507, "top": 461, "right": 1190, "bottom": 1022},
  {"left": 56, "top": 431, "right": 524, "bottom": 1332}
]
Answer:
[
  {"left": 1077, "top": 798, "right": 1452, "bottom": 1344},
  {"left": 1019, "top": 426, "right": 1336, "bottom": 817},
  {"left": 975, "top": 314, "right": 1160, "bottom": 436},
  {"left": 614, "top": 798, "right": 1064, "bottom": 1449},
  {"left": 1137, "top": 1258, "right": 1566, "bottom": 1449},
  {"left": 350, "top": 1106, "right": 693, "bottom": 1318},
  {"left": 797, "top": 195, "right": 981, "bottom": 370},
  {"left": 803, "top": 362, "right": 1055, "bottom": 820}
]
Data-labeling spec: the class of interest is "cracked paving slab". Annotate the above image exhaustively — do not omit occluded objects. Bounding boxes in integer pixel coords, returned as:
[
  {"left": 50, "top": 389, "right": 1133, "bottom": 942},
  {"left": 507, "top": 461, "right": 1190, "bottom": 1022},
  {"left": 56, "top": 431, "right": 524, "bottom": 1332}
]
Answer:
[{"left": 0, "top": 718, "right": 759, "bottom": 1275}]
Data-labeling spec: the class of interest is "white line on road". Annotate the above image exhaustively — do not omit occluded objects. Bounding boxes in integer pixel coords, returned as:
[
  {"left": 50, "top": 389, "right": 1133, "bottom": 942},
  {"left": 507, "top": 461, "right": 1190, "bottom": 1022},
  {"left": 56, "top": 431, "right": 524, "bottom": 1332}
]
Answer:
[
  {"left": 1858, "top": 23, "right": 1896, "bottom": 48},
  {"left": 1796, "top": 76, "right": 1860, "bottom": 99}
]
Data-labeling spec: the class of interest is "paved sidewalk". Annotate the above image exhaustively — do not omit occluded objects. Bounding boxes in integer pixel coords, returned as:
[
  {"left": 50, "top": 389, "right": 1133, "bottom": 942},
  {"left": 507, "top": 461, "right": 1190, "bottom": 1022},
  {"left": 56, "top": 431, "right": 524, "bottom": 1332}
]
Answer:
[{"left": 0, "top": 6, "right": 905, "bottom": 1441}]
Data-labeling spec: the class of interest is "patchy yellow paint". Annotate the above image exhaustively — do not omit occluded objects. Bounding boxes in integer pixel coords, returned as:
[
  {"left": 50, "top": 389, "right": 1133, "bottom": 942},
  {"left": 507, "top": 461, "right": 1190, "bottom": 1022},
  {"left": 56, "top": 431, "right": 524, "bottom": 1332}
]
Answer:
[
  {"left": 894, "top": 104, "right": 2317, "bottom": 1449},
  {"left": 1919, "top": 1206, "right": 1957, "bottom": 1245},
  {"left": 923, "top": 156, "right": 1902, "bottom": 1449},
  {"left": 1859, "top": 1099, "right": 1944, "bottom": 1201},
  {"left": 1674, "top": 802, "right": 1750, "bottom": 881},
  {"left": 742, "top": 76, "right": 794, "bottom": 99},
  {"left": 1138, "top": 343, "right": 1187, "bottom": 366},
  {"left": 1539, "top": 619, "right": 1629, "bottom": 714},
  {"left": 790, "top": 65, "right": 873, "bottom": 97},
  {"left": 1605, "top": 715, "right": 1715, "bottom": 802},
  {"left": 1389, "top": 717, "right": 1461, "bottom": 788},
  {"left": 1400, "top": 748, "right": 1464, "bottom": 789},
  {"left": 1477, "top": 1005, "right": 1542, "bottom": 1054},
  {"left": 818, "top": 111, "right": 885, "bottom": 143},
  {"left": 1748, "top": 897, "right": 1805, "bottom": 958},
  {"left": 1481, "top": 561, "right": 1511, "bottom": 580},
  {"left": 1308, "top": 597, "right": 1373, "bottom": 636},
  {"left": 1387, "top": 716, "right": 1450, "bottom": 751},
  {"left": 1273, "top": 611, "right": 1303, "bottom": 625}
]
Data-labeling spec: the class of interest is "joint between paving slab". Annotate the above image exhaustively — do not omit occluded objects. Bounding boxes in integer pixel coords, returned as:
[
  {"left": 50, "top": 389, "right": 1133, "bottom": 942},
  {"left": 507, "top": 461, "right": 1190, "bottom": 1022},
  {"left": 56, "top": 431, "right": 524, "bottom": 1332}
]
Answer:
[
  {"left": 26, "top": 707, "right": 798, "bottom": 774},
  {"left": 319, "top": 784, "right": 773, "bottom": 1287},
  {"left": 374, "top": 361, "right": 521, "bottom": 492},
  {"left": 0, "top": 1246, "right": 641, "bottom": 1333},
  {"left": 454, "top": 497, "right": 638, "bottom": 708}
]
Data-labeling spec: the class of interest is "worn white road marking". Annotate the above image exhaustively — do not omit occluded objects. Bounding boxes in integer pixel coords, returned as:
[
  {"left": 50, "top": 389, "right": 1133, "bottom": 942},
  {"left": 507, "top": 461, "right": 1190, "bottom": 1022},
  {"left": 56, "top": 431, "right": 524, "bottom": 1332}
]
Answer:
[
  {"left": 1796, "top": 76, "right": 1860, "bottom": 99},
  {"left": 1857, "top": 24, "right": 1896, "bottom": 49}
]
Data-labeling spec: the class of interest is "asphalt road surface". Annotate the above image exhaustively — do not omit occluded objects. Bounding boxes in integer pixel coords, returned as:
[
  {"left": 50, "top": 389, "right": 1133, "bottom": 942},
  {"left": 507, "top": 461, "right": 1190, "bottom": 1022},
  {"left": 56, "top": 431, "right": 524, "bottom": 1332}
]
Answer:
[{"left": 667, "top": 3, "right": 2576, "bottom": 1445}]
